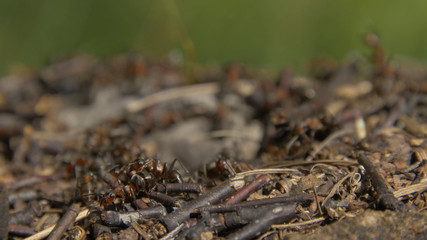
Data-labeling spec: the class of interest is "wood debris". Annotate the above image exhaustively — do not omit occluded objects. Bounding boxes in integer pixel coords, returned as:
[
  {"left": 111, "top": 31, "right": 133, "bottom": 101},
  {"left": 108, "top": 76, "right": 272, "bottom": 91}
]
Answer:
[{"left": 1, "top": 39, "right": 427, "bottom": 239}]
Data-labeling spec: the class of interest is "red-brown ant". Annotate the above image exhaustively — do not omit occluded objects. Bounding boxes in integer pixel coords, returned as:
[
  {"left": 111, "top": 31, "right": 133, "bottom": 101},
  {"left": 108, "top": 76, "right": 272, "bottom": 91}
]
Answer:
[
  {"left": 101, "top": 157, "right": 183, "bottom": 208},
  {"left": 207, "top": 156, "right": 241, "bottom": 179},
  {"left": 77, "top": 171, "right": 97, "bottom": 205},
  {"left": 69, "top": 156, "right": 99, "bottom": 206}
]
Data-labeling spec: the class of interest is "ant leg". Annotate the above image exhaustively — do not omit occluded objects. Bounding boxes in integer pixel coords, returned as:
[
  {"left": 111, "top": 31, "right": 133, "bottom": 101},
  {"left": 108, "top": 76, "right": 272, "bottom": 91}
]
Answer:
[
  {"left": 130, "top": 187, "right": 137, "bottom": 202},
  {"left": 224, "top": 160, "right": 237, "bottom": 177},
  {"left": 169, "top": 158, "right": 178, "bottom": 170},
  {"left": 120, "top": 188, "right": 126, "bottom": 207},
  {"left": 175, "top": 158, "right": 196, "bottom": 183}
]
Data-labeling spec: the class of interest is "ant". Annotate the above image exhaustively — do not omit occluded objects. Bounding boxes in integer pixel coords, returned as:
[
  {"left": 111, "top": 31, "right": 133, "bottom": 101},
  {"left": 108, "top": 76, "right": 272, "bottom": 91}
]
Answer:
[
  {"left": 128, "top": 157, "right": 182, "bottom": 190},
  {"left": 67, "top": 156, "right": 100, "bottom": 207},
  {"left": 206, "top": 156, "right": 244, "bottom": 179},
  {"left": 77, "top": 171, "right": 97, "bottom": 205},
  {"left": 101, "top": 157, "right": 183, "bottom": 208}
]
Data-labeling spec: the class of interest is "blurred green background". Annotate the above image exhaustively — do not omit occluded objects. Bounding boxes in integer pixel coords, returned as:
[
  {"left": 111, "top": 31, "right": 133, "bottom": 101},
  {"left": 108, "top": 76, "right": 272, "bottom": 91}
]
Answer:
[{"left": 0, "top": 0, "right": 426, "bottom": 74}]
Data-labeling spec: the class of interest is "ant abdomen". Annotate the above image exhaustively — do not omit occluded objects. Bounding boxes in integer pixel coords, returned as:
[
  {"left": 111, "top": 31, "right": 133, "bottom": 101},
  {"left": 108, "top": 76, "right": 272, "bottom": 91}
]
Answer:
[
  {"left": 77, "top": 172, "right": 97, "bottom": 205},
  {"left": 130, "top": 170, "right": 155, "bottom": 192}
]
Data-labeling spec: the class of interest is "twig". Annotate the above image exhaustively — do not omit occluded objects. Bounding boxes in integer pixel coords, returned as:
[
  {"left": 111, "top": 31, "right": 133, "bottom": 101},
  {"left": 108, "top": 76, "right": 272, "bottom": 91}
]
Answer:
[
  {"left": 7, "top": 189, "right": 38, "bottom": 203},
  {"left": 195, "top": 194, "right": 312, "bottom": 213},
  {"left": 257, "top": 231, "right": 277, "bottom": 240},
  {"left": 262, "top": 159, "right": 358, "bottom": 168},
  {"left": 225, "top": 204, "right": 296, "bottom": 240},
  {"left": 8, "top": 224, "right": 35, "bottom": 236},
  {"left": 34, "top": 214, "right": 52, "bottom": 232},
  {"left": 233, "top": 168, "right": 299, "bottom": 178},
  {"left": 312, "top": 186, "right": 323, "bottom": 216},
  {"left": 357, "top": 152, "right": 408, "bottom": 211},
  {"left": 46, "top": 203, "right": 81, "bottom": 240},
  {"left": 159, "top": 179, "right": 242, "bottom": 231},
  {"left": 185, "top": 204, "right": 295, "bottom": 239},
  {"left": 147, "top": 191, "right": 183, "bottom": 207},
  {"left": 181, "top": 213, "right": 225, "bottom": 239},
  {"left": 101, "top": 206, "right": 167, "bottom": 226},
  {"left": 156, "top": 183, "right": 202, "bottom": 194},
  {"left": 226, "top": 175, "right": 271, "bottom": 204},
  {"left": 393, "top": 182, "right": 427, "bottom": 198},
  {"left": 126, "top": 83, "right": 218, "bottom": 113},
  {"left": 24, "top": 208, "right": 89, "bottom": 240},
  {"left": 98, "top": 169, "right": 123, "bottom": 190},
  {"left": 131, "top": 222, "right": 151, "bottom": 240},
  {"left": 159, "top": 223, "right": 185, "bottom": 240},
  {"left": 272, "top": 217, "right": 325, "bottom": 229},
  {"left": 8, "top": 172, "right": 66, "bottom": 190}
]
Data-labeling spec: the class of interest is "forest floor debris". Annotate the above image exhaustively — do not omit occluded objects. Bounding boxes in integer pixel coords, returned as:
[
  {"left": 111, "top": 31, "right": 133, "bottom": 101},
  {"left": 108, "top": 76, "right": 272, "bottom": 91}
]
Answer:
[{"left": 1, "top": 42, "right": 427, "bottom": 239}]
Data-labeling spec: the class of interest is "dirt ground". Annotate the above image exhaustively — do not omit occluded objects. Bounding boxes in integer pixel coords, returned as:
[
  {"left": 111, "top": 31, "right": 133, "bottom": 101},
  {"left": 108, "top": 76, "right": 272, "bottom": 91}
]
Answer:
[{"left": 1, "top": 40, "right": 427, "bottom": 239}]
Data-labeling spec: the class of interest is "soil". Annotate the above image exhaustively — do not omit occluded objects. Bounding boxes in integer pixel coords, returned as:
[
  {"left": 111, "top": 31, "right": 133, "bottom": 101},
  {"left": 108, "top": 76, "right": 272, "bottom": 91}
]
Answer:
[{"left": 1, "top": 44, "right": 427, "bottom": 239}]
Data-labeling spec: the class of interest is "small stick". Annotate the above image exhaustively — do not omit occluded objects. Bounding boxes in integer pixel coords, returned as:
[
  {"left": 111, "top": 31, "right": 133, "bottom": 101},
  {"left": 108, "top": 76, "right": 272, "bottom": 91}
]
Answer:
[
  {"left": 357, "top": 152, "right": 408, "bottom": 211},
  {"left": 261, "top": 159, "right": 358, "bottom": 168},
  {"left": 9, "top": 172, "right": 66, "bottom": 190},
  {"left": 8, "top": 189, "right": 38, "bottom": 203},
  {"left": 185, "top": 204, "right": 295, "bottom": 239},
  {"left": 126, "top": 83, "right": 219, "bottom": 113},
  {"left": 133, "top": 199, "right": 150, "bottom": 209},
  {"left": 47, "top": 203, "right": 81, "bottom": 240},
  {"left": 226, "top": 204, "right": 296, "bottom": 240},
  {"left": 393, "top": 182, "right": 427, "bottom": 198},
  {"left": 196, "top": 194, "right": 312, "bottom": 213},
  {"left": 147, "top": 191, "right": 182, "bottom": 207},
  {"left": 182, "top": 214, "right": 225, "bottom": 239},
  {"left": 233, "top": 168, "right": 299, "bottom": 178},
  {"left": 159, "top": 223, "right": 185, "bottom": 240},
  {"left": 131, "top": 221, "right": 151, "bottom": 240},
  {"left": 157, "top": 183, "right": 203, "bottom": 194},
  {"left": 34, "top": 214, "right": 52, "bottom": 232},
  {"left": 24, "top": 208, "right": 89, "bottom": 240},
  {"left": 312, "top": 186, "right": 323, "bottom": 216},
  {"left": 101, "top": 206, "right": 167, "bottom": 226},
  {"left": 9, "top": 177, "right": 42, "bottom": 190},
  {"left": 160, "top": 179, "right": 242, "bottom": 231},
  {"left": 98, "top": 170, "right": 123, "bottom": 189},
  {"left": 8, "top": 224, "right": 35, "bottom": 237},
  {"left": 225, "top": 175, "right": 271, "bottom": 204},
  {"left": 272, "top": 217, "right": 325, "bottom": 229}
]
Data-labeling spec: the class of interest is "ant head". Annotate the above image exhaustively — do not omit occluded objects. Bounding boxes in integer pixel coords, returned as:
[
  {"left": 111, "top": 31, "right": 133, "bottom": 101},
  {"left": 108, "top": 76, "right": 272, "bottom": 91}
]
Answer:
[
  {"left": 130, "top": 157, "right": 149, "bottom": 171},
  {"left": 102, "top": 192, "right": 116, "bottom": 205}
]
